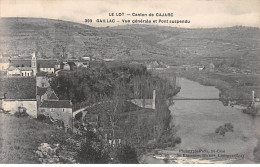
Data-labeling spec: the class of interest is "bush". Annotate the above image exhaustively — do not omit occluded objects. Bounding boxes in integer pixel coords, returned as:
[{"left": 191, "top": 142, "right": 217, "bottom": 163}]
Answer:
[
  {"left": 37, "top": 114, "right": 47, "bottom": 121},
  {"left": 77, "top": 130, "right": 110, "bottom": 164},
  {"left": 174, "top": 137, "right": 181, "bottom": 144},
  {"left": 14, "top": 108, "right": 29, "bottom": 118},
  {"left": 215, "top": 123, "right": 234, "bottom": 136},
  {"left": 116, "top": 144, "right": 139, "bottom": 164}
]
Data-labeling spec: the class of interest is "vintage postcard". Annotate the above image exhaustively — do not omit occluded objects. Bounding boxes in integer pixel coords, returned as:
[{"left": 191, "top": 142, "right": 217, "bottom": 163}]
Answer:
[{"left": 0, "top": 0, "right": 259, "bottom": 164}]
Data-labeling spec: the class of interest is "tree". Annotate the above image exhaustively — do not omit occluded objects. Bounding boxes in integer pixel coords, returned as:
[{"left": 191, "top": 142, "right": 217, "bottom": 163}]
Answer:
[
  {"left": 105, "top": 80, "right": 127, "bottom": 139},
  {"left": 116, "top": 144, "right": 139, "bottom": 164},
  {"left": 77, "top": 129, "right": 110, "bottom": 164}
]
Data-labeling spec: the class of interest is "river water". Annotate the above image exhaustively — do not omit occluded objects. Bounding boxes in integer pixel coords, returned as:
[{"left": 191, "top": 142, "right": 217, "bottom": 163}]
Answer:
[{"left": 142, "top": 77, "right": 260, "bottom": 164}]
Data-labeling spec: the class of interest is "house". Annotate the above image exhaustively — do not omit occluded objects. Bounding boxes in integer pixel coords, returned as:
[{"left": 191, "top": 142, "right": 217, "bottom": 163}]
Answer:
[
  {"left": 37, "top": 87, "right": 59, "bottom": 105},
  {"left": 82, "top": 56, "right": 91, "bottom": 61},
  {"left": 38, "top": 100, "right": 73, "bottom": 130},
  {"left": 63, "top": 63, "right": 70, "bottom": 70},
  {"left": 38, "top": 60, "right": 56, "bottom": 74},
  {"left": 0, "top": 77, "right": 37, "bottom": 118},
  {"left": 6, "top": 66, "right": 33, "bottom": 76},
  {"left": 19, "top": 67, "right": 33, "bottom": 76},
  {"left": 9, "top": 52, "right": 57, "bottom": 75},
  {"left": 36, "top": 71, "right": 50, "bottom": 88},
  {"left": 55, "top": 62, "right": 65, "bottom": 70},
  {"left": 55, "top": 62, "right": 61, "bottom": 70},
  {"left": 103, "top": 58, "right": 115, "bottom": 62},
  {"left": 7, "top": 66, "right": 21, "bottom": 76},
  {"left": 75, "top": 61, "right": 89, "bottom": 68}
]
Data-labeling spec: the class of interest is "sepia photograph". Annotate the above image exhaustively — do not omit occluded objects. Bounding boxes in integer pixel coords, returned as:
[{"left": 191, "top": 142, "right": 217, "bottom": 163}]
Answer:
[{"left": 0, "top": 0, "right": 259, "bottom": 164}]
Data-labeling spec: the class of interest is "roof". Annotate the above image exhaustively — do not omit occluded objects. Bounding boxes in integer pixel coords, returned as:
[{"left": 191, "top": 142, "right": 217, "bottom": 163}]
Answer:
[
  {"left": 48, "top": 92, "right": 59, "bottom": 100},
  {"left": 37, "top": 87, "right": 58, "bottom": 100},
  {"left": 18, "top": 67, "right": 32, "bottom": 71},
  {"left": 37, "top": 87, "right": 48, "bottom": 96},
  {"left": 0, "top": 77, "right": 36, "bottom": 99},
  {"left": 7, "top": 66, "right": 17, "bottom": 71},
  {"left": 38, "top": 60, "right": 57, "bottom": 68},
  {"left": 9, "top": 59, "right": 58, "bottom": 68},
  {"left": 10, "top": 59, "right": 31, "bottom": 67},
  {"left": 36, "top": 71, "right": 48, "bottom": 76},
  {"left": 40, "top": 100, "right": 72, "bottom": 108}
]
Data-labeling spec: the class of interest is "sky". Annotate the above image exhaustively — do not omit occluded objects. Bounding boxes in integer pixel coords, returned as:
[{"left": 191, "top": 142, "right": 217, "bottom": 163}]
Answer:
[{"left": 0, "top": 0, "right": 260, "bottom": 28}]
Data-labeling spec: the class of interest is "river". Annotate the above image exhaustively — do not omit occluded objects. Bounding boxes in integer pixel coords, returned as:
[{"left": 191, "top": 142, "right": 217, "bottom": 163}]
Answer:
[{"left": 142, "top": 77, "right": 260, "bottom": 164}]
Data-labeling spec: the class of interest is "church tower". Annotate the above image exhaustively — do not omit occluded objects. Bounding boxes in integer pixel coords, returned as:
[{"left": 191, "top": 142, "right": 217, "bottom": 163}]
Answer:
[{"left": 31, "top": 52, "right": 37, "bottom": 76}]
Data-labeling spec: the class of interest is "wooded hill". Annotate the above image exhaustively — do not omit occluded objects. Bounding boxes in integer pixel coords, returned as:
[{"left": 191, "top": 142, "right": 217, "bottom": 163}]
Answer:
[{"left": 1, "top": 18, "right": 260, "bottom": 72}]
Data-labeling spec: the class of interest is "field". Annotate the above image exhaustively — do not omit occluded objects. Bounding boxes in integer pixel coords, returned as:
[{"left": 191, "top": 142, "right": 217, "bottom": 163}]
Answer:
[{"left": 0, "top": 112, "right": 70, "bottom": 163}]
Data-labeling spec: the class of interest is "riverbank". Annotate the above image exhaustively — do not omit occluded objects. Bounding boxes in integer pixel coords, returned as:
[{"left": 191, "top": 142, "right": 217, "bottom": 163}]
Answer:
[
  {"left": 178, "top": 70, "right": 260, "bottom": 106},
  {"left": 142, "top": 77, "right": 260, "bottom": 164}
]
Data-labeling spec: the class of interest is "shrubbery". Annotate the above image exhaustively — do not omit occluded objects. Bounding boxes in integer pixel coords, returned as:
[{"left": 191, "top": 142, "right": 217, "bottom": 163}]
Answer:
[
  {"left": 116, "top": 144, "right": 139, "bottom": 164},
  {"left": 215, "top": 123, "right": 234, "bottom": 136}
]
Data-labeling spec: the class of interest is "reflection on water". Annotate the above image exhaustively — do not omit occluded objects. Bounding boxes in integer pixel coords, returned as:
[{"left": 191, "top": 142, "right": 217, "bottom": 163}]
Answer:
[{"left": 143, "top": 77, "right": 259, "bottom": 164}]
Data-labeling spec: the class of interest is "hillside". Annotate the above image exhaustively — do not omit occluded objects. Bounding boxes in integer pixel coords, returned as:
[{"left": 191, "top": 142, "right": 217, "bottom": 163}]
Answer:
[
  {"left": 0, "top": 18, "right": 260, "bottom": 70},
  {"left": 0, "top": 18, "right": 171, "bottom": 61},
  {"left": 0, "top": 112, "right": 72, "bottom": 163}
]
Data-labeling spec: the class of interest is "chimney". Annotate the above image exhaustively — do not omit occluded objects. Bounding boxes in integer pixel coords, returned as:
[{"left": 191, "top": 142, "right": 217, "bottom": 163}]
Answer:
[{"left": 152, "top": 90, "right": 156, "bottom": 109}]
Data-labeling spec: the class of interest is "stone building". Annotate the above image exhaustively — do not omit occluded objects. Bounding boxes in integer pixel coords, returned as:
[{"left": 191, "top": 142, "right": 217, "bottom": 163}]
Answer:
[
  {"left": 7, "top": 66, "right": 33, "bottom": 76},
  {"left": 38, "top": 100, "right": 73, "bottom": 130},
  {"left": 9, "top": 52, "right": 57, "bottom": 76},
  {"left": 0, "top": 77, "right": 37, "bottom": 118}
]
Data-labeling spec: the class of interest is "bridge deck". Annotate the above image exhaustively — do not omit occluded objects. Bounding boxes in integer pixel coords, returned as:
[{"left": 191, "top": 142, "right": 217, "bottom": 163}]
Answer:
[{"left": 171, "top": 98, "right": 252, "bottom": 101}]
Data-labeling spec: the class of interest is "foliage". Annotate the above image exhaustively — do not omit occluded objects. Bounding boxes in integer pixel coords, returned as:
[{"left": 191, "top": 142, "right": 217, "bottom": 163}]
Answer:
[
  {"left": 77, "top": 129, "right": 110, "bottom": 164},
  {"left": 52, "top": 63, "right": 178, "bottom": 149},
  {"left": 215, "top": 123, "right": 234, "bottom": 136},
  {"left": 116, "top": 144, "right": 139, "bottom": 164},
  {"left": 50, "top": 63, "right": 148, "bottom": 109},
  {"left": 37, "top": 114, "right": 65, "bottom": 129},
  {"left": 242, "top": 102, "right": 259, "bottom": 116},
  {"left": 14, "top": 107, "right": 29, "bottom": 118}
]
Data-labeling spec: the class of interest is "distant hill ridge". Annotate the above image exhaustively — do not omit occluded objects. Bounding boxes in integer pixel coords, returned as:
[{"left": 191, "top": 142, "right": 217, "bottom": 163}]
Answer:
[{"left": 0, "top": 17, "right": 259, "bottom": 67}]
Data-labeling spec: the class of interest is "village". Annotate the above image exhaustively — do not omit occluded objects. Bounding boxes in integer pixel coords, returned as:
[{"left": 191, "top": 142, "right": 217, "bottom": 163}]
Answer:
[
  {"left": 0, "top": 51, "right": 178, "bottom": 152},
  {"left": 0, "top": 52, "right": 78, "bottom": 130}
]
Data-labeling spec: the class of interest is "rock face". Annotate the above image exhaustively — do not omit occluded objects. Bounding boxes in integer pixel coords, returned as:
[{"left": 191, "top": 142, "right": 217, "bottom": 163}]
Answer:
[{"left": 35, "top": 142, "right": 77, "bottom": 164}]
